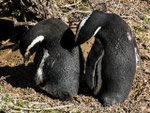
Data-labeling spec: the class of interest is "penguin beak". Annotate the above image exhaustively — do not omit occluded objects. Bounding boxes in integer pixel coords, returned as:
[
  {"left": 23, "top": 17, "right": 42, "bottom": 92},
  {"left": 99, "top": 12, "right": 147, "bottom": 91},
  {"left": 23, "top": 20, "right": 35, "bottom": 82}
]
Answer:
[
  {"left": 24, "top": 52, "right": 31, "bottom": 66},
  {"left": 75, "top": 27, "right": 80, "bottom": 43},
  {"left": 75, "top": 34, "right": 78, "bottom": 42},
  {"left": 74, "top": 33, "right": 79, "bottom": 47}
]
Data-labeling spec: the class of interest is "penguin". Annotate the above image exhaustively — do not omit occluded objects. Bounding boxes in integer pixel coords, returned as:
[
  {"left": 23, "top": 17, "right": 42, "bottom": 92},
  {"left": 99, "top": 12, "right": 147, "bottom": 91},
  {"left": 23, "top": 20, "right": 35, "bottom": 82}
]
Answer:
[
  {"left": 75, "top": 10, "right": 142, "bottom": 106},
  {"left": 19, "top": 18, "right": 83, "bottom": 100}
]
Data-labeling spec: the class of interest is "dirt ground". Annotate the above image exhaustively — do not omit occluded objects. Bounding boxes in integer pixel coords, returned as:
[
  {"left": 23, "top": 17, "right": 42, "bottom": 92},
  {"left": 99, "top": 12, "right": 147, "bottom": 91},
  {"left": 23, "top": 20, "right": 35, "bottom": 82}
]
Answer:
[{"left": 0, "top": 1, "right": 150, "bottom": 113}]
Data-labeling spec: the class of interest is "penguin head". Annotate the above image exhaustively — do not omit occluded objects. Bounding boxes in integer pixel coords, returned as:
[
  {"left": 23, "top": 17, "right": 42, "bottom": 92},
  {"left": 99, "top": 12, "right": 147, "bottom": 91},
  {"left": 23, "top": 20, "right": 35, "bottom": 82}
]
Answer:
[
  {"left": 20, "top": 35, "right": 45, "bottom": 66},
  {"left": 75, "top": 10, "right": 107, "bottom": 45}
]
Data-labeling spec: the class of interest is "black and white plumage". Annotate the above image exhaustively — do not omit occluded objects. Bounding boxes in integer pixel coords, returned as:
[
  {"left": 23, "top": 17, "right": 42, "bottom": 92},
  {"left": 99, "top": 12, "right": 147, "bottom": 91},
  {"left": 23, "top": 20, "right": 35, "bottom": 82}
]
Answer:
[
  {"left": 19, "top": 18, "right": 83, "bottom": 100},
  {"left": 75, "top": 10, "right": 142, "bottom": 106}
]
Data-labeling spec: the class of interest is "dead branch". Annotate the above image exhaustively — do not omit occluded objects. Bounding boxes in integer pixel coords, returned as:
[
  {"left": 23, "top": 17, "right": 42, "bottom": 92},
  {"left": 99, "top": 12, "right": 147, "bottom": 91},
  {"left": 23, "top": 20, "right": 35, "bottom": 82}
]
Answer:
[
  {"left": 13, "top": 104, "right": 74, "bottom": 111},
  {"left": 14, "top": 21, "right": 37, "bottom": 27}
]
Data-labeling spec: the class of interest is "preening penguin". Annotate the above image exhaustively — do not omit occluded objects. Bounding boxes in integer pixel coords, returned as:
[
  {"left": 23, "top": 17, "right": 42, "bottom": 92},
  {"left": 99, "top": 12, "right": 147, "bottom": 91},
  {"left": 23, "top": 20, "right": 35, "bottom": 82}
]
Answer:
[
  {"left": 19, "top": 18, "right": 82, "bottom": 100},
  {"left": 75, "top": 10, "right": 142, "bottom": 106}
]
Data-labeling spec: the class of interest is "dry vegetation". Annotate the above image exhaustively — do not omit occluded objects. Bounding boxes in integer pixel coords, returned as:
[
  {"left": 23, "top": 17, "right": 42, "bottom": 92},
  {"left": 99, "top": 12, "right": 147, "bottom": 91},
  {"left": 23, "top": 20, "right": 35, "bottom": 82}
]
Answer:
[{"left": 0, "top": 0, "right": 150, "bottom": 112}]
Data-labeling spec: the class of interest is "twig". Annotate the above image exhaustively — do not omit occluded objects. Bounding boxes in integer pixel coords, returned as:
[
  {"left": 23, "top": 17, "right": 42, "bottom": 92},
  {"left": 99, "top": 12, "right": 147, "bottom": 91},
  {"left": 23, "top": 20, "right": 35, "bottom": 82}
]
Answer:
[
  {"left": 14, "top": 21, "right": 37, "bottom": 27},
  {"left": 13, "top": 104, "right": 74, "bottom": 111},
  {"left": 64, "top": 1, "right": 80, "bottom": 8},
  {"left": 30, "top": 102, "right": 50, "bottom": 105},
  {"left": 10, "top": 110, "right": 21, "bottom": 113},
  {"left": 114, "top": 0, "right": 121, "bottom": 13},
  {"left": 0, "top": 75, "right": 11, "bottom": 81},
  {"left": 61, "top": 9, "right": 91, "bottom": 21},
  {"left": 0, "top": 42, "right": 19, "bottom": 61},
  {"left": 74, "top": 10, "right": 91, "bottom": 14},
  {"left": 49, "top": 0, "right": 55, "bottom": 18},
  {"left": 121, "top": 16, "right": 133, "bottom": 19},
  {"left": 87, "top": 0, "right": 94, "bottom": 11},
  {"left": 61, "top": 9, "right": 75, "bottom": 20},
  {"left": 133, "top": 6, "right": 146, "bottom": 16},
  {"left": 131, "top": 16, "right": 143, "bottom": 24},
  {"left": 0, "top": 39, "right": 11, "bottom": 46}
]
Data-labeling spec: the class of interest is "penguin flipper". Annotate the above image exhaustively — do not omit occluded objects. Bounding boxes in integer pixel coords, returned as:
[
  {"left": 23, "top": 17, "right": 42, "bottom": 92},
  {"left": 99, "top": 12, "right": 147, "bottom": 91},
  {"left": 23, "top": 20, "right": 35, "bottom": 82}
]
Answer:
[
  {"left": 93, "top": 59, "right": 103, "bottom": 95},
  {"left": 86, "top": 38, "right": 104, "bottom": 94}
]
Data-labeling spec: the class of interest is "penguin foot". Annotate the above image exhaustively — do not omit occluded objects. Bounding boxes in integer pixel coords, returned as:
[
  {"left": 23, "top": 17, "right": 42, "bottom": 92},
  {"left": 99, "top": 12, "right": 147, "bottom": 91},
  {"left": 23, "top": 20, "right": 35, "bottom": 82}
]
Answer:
[
  {"left": 99, "top": 94, "right": 125, "bottom": 107},
  {"left": 100, "top": 96, "right": 118, "bottom": 107}
]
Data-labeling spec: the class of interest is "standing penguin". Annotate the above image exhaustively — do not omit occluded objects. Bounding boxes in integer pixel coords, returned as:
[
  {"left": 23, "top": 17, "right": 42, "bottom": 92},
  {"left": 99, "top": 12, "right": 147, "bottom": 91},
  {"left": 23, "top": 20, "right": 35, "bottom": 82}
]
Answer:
[
  {"left": 75, "top": 10, "right": 142, "bottom": 106},
  {"left": 19, "top": 18, "right": 83, "bottom": 100}
]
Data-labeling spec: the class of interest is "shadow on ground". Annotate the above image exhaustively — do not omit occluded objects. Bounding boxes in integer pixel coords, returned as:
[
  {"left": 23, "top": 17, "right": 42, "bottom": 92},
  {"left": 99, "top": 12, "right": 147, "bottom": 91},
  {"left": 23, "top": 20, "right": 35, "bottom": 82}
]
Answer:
[
  {"left": 0, "top": 63, "right": 36, "bottom": 88},
  {"left": 0, "top": 63, "right": 57, "bottom": 99},
  {"left": 0, "top": 19, "right": 27, "bottom": 44}
]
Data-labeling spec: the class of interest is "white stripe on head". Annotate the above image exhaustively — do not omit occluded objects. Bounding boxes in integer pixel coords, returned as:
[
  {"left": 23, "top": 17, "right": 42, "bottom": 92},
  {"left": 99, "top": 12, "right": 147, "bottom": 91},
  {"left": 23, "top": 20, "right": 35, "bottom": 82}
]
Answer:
[
  {"left": 93, "top": 27, "right": 101, "bottom": 37},
  {"left": 75, "top": 13, "right": 92, "bottom": 41},
  {"left": 25, "top": 35, "right": 45, "bottom": 56},
  {"left": 35, "top": 49, "right": 50, "bottom": 85}
]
